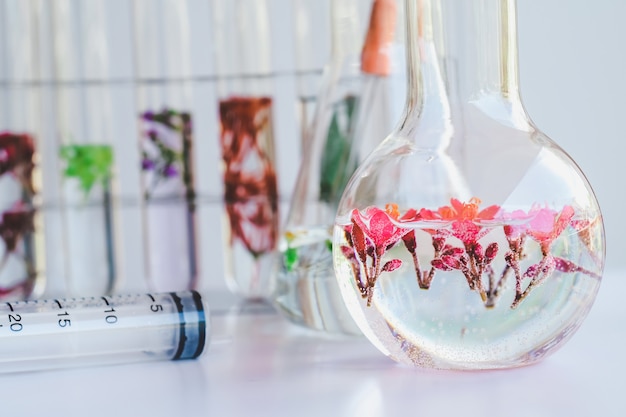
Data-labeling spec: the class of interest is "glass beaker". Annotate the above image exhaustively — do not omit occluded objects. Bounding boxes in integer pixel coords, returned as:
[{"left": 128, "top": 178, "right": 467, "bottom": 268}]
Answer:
[
  {"left": 332, "top": 0, "right": 604, "bottom": 369},
  {"left": 273, "top": 0, "right": 406, "bottom": 334},
  {"left": 211, "top": 0, "right": 280, "bottom": 300}
]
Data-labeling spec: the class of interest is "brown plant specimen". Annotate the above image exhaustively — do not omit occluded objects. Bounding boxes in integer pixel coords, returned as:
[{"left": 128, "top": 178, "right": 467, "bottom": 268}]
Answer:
[{"left": 219, "top": 97, "right": 279, "bottom": 258}]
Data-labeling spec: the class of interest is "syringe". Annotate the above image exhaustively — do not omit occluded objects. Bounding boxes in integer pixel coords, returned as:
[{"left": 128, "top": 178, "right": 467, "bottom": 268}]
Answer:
[{"left": 0, "top": 290, "right": 207, "bottom": 373}]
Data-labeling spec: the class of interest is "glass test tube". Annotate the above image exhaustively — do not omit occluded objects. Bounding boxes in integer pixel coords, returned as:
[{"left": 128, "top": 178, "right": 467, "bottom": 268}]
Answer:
[
  {"left": 211, "top": 0, "right": 280, "bottom": 300},
  {"left": 0, "top": 290, "right": 207, "bottom": 374},
  {"left": 52, "top": 0, "right": 118, "bottom": 296},
  {"left": 133, "top": 0, "right": 199, "bottom": 293},
  {"left": 0, "top": 0, "right": 46, "bottom": 301},
  {"left": 292, "top": 0, "right": 331, "bottom": 149}
]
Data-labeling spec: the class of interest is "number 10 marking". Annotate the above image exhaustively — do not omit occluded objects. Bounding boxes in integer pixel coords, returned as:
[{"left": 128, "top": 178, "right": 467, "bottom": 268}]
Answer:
[{"left": 102, "top": 297, "right": 118, "bottom": 324}]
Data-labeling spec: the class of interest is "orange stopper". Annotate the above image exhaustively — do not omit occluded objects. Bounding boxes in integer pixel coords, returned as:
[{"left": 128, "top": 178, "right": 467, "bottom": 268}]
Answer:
[{"left": 361, "top": 0, "right": 397, "bottom": 76}]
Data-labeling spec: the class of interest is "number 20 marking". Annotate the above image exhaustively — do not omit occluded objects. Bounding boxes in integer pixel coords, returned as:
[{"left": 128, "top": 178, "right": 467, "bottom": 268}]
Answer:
[{"left": 8, "top": 314, "right": 22, "bottom": 332}]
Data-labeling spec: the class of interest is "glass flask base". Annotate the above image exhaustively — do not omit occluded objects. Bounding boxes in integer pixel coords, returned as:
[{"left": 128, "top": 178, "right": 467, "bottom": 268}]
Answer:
[
  {"left": 333, "top": 201, "right": 603, "bottom": 369},
  {"left": 274, "top": 227, "right": 361, "bottom": 336}
]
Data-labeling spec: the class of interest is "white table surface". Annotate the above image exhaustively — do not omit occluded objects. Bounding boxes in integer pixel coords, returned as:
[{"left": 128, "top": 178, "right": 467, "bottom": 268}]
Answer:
[{"left": 1, "top": 268, "right": 624, "bottom": 417}]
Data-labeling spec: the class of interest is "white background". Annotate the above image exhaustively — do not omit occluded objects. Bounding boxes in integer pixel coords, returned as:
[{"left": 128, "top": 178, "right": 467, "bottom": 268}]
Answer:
[{"left": 517, "top": 0, "right": 624, "bottom": 274}]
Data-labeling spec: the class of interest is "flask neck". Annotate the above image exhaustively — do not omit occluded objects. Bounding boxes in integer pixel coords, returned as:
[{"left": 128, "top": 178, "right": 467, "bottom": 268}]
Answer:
[{"left": 403, "top": 0, "right": 526, "bottom": 126}]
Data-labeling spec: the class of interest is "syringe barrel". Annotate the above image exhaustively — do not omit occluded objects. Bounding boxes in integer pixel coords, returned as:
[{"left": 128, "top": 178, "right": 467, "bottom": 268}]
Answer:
[{"left": 0, "top": 291, "right": 208, "bottom": 373}]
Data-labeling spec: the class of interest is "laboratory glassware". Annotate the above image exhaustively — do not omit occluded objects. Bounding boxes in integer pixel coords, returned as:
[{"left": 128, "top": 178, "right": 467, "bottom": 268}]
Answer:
[
  {"left": 332, "top": 0, "right": 604, "bottom": 369},
  {"left": 292, "top": 0, "right": 331, "bottom": 149},
  {"left": 0, "top": 1, "right": 46, "bottom": 300},
  {"left": 52, "top": 0, "right": 119, "bottom": 296},
  {"left": 273, "top": 0, "right": 406, "bottom": 334},
  {"left": 134, "top": 0, "right": 199, "bottom": 293},
  {"left": 212, "top": 0, "right": 280, "bottom": 300}
]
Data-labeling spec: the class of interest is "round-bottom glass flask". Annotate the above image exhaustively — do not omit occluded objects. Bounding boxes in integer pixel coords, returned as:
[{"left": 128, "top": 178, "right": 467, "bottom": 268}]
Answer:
[{"left": 332, "top": 0, "right": 604, "bottom": 369}]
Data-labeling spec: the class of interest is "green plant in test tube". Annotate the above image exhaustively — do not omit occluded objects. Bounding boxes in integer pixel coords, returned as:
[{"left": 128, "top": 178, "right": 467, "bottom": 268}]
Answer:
[{"left": 60, "top": 144, "right": 114, "bottom": 197}]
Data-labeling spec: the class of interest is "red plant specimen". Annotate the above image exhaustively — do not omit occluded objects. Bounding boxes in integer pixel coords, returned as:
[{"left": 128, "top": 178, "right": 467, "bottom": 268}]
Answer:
[
  {"left": 342, "top": 205, "right": 409, "bottom": 306},
  {"left": 219, "top": 97, "right": 279, "bottom": 259},
  {"left": 0, "top": 132, "right": 35, "bottom": 195},
  {"left": 504, "top": 205, "right": 599, "bottom": 308},
  {"left": 419, "top": 198, "right": 500, "bottom": 301},
  {"left": 0, "top": 208, "right": 35, "bottom": 253},
  {"left": 0, "top": 132, "right": 37, "bottom": 298},
  {"left": 0, "top": 206, "right": 36, "bottom": 297},
  {"left": 342, "top": 199, "right": 601, "bottom": 309}
]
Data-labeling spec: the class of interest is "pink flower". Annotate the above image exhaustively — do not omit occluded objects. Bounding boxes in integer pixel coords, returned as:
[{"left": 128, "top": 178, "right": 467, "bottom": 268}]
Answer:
[
  {"left": 527, "top": 205, "right": 575, "bottom": 254},
  {"left": 343, "top": 206, "right": 410, "bottom": 306},
  {"left": 350, "top": 207, "right": 410, "bottom": 258},
  {"left": 499, "top": 209, "right": 533, "bottom": 239},
  {"left": 499, "top": 205, "right": 575, "bottom": 246}
]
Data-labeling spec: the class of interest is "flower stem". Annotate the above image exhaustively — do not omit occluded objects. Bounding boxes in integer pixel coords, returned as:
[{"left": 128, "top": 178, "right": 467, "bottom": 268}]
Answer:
[
  {"left": 485, "top": 264, "right": 511, "bottom": 308},
  {"left": 512, "top": 254, "right": 554, "bottom": 309},
  {"left": 409, "top": 249, "right": 427, "bottom": 289}
]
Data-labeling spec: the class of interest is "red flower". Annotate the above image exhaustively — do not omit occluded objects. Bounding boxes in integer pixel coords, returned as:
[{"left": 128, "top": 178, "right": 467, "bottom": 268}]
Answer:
[
  {"left": 342, "top": 206, "right": 411, "bottom": 306},
  {"left": 419, "top": 198, "right": 500, "bottom": 244},
  {"left": 426, "top": 198, "right": 500, "bottom": 222}
]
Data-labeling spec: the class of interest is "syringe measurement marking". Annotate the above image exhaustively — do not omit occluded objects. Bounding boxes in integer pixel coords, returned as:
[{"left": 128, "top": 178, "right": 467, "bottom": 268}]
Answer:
[
  {"left": 54, "top": 299, "right": 72, "bottom": 328},
  {"left": 6, "top": 312, "right": 22, "bottom": 334},
  {"left": 3, "top": 302, "right": 22, "bottom": 332},
  {"left": 2, "top": 294, "right": 175, "bottom": 334},
  {"left": 147, "top": 294, "right": 164, "bottom": 313},
  {"left": 101, "top": 296, "right": 118, "bottom": 324}
]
